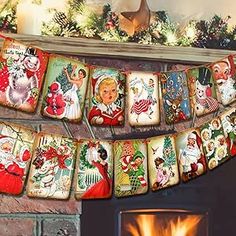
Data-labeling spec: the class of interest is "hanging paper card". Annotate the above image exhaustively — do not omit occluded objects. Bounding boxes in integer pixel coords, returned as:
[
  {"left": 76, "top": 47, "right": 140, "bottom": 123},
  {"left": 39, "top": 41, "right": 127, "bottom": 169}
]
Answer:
[
  {"left": 75, "top": 140, "right": 113, "bottom": 200},
  {"left": 160, "top": 71, "right": 191, "bottom": 124},
  {"left": 41, "top": 55, "right": 89, "bottom": 122},
  {"left": 0, "top": 122, "right": 35, "bottom": 195},
  {"left": 127, "top": 71, "right": 160, "bottom": 126},
  {"left": 0, "top": 38, "right": 48, "bottom": 112},
  {"left": 211, "top": 55, "right": 236, "bottom": 105},
  {"left": 27, "top": 133, "right": 77, "bottom": 199},
  {"left": 114, "top": 139, "right": 148, "bottom": 197},
  {"left": 220, "top": 108, "right": 236, "bottom": 157},
  {"left": 176, "top": 128, "right": 207, "bottom": 182},
  {"left": 187, "top": 66, "right": 219, "bottom": 116},
  {"left": 147, "top": 135, "right": 179, "bottom": 191},
  {"left": 88, "top": 67, "right": 125, "bottom": 126},
  {"left": 200, "top": 117, "right": 229, "bottom": 170}
]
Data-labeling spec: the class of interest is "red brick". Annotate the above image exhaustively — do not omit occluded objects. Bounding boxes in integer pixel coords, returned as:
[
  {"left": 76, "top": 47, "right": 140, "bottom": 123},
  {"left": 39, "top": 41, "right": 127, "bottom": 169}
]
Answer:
[
  {"left": 0, "top": 218, "right": 35, "bottom": 236},
  {"left": 0, "top": 195, "right": 81, "bottom": 214}
]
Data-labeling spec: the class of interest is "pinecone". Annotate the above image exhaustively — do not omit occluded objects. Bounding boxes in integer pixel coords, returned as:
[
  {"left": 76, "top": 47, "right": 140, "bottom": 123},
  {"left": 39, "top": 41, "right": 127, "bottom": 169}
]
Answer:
[{"left": 53, "top": 12, "right": 69, "bottom": 27}]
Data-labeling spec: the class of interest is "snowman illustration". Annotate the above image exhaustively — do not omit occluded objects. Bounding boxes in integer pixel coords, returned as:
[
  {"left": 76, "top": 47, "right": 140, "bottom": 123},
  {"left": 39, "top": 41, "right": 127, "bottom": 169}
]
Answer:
[
  {"left": 6, "top": 47, "right": 40, "bottom": 106},
  {"left": 31, "top": 158, "right": 59, "bottom": 198}
]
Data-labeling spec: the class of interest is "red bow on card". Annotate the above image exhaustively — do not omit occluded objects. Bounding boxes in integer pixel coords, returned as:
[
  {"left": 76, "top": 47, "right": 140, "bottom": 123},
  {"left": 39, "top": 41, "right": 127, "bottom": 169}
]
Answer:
[
  {"left": 88, "top": 141, "right": 98, "bottom": 148},
  {"left": 42, "top": 146, "right": 69, "bottom": 169}
]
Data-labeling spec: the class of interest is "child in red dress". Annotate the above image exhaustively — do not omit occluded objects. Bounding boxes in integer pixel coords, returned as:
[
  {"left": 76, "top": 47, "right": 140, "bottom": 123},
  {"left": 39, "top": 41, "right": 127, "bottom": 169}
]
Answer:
[{"left": 88, "top": 77, "right": 124, "bottom": 126}]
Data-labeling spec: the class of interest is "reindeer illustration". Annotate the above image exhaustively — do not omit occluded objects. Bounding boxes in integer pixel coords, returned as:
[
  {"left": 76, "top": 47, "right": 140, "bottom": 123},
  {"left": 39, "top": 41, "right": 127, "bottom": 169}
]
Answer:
[{"left": 166, "top": 96, "right": 187, "bottom": 123}]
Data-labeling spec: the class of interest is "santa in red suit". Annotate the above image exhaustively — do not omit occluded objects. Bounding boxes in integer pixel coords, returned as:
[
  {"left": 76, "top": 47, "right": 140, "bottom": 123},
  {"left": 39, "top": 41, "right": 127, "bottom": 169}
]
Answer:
[
  {"left": 88, "top": 76, "right": 124, "bottom": 126},
  {"left": 0, "top": 137, "right": 31, "bottom": 195},
  {"left": 44, "top": 82, "right": 66, "bottom": 119},
  {"left": 179, "top": 131, "right": 206, "bottom": 181}
]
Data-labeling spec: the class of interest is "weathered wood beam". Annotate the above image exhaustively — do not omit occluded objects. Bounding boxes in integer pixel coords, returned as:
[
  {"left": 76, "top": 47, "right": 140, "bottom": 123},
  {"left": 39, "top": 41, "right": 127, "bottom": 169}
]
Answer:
[{"left": 0, "top": 33, "right": 235, "bottom": 64}]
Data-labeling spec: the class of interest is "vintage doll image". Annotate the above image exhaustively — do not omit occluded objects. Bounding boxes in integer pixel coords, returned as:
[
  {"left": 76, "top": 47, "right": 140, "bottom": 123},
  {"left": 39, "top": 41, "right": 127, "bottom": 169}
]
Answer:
[
  {"left": 27, "top": 133, "right": 77, "bottom": 199},
  {"left": 0, "top": 38, "right": 48, "bottom": 112},
  {"left": 211, "top": 55, "right": 236, "bottom": 105},
  {"left": 0, "top": 122, "right": 35, "bottom": 195},
  {"left": 88, "top": 67, "right": 125, "bottom": 126},
  {"left": 176, "top": 129, "right": 207, "bottom": 182},
  {"left": 160, "top": 71, "right": 191, "bottom": 124},
  {"left": 200, "top": 117, "right": 229, "bottom": 170},
  {"left": 187, "top": 66, "right": 219, "bottom": 116},
  {"left": 127, "top": 71, "right": 160, "bottom": 126},
  {"left": 147, "top": 135, "right": 179, "bottom": 191},
  {"left": 42, "top": 55, "right": 89, "bottom": 122},
  {"left": 114, "top": 140, "right": 148, "bottom": 197},
  {"left": 75, "top": 140, "right": 113, "bottom": 200},
  {"left": 220, "top": 108, "right": 236, "bottom": 157}
]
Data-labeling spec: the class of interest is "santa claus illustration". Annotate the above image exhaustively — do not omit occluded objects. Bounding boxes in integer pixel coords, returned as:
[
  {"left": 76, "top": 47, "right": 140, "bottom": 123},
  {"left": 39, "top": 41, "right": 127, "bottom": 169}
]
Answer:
[
  {"left": 211, "top": 56, "right": 236, "bottom": 105},
  {"left": 179, "top": 131, "right": 206, "bottom": 181},
  {"left": 43, "top": 82, "right": 66, "bottom": 119},
  {"left": 0, "top": 136, "right": 31, "bottom": 195}
]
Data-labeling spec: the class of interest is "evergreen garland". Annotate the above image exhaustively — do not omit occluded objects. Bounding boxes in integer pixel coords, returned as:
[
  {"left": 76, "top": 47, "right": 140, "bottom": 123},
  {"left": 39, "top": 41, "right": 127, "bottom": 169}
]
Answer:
[
  {"left": 1, "top": 1, "right": 236, "bottom": 50},
  {"left": 79, "top": 144, "right": 94, "bottom": 170}
]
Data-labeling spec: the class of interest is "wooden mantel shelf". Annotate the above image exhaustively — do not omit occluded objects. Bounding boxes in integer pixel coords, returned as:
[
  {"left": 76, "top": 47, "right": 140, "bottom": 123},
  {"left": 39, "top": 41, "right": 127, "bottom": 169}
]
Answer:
[{"left": 0, "top": 33, "right": 236, "bottom": 64}]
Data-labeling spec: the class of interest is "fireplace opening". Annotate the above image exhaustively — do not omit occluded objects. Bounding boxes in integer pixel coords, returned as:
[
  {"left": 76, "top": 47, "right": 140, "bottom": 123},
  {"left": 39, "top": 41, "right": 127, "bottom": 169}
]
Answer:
[{"left": 119, "top": 209, "right": 208, "bottom": 236}]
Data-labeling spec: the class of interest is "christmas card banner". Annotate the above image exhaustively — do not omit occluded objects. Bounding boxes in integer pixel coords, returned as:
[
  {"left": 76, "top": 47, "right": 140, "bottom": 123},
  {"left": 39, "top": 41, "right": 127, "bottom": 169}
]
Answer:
[
  {"left": 0, "top": 107, "right": 234, "bottom": 200},
  {"left": 0, "top": 36, "right": 236, "bottom": 127},
  {"left": 0, "top": 35, "right": 235, "bottom": 200}
]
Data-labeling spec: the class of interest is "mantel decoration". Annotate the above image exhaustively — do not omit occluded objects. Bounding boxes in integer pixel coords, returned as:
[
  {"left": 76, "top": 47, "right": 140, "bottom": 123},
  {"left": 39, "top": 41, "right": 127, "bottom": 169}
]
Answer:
[
  {"left": 0, "top": 34, "right": 235, "bottom": 200},
  {"left": 0, "top": 0, "right": 236, "bottom": 50}
]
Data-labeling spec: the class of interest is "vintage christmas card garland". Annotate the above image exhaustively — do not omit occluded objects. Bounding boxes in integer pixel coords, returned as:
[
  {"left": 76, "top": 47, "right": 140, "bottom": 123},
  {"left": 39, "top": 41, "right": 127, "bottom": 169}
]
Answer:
[{"left": 0, "top": 35, "right": 235, "bottom": 200}]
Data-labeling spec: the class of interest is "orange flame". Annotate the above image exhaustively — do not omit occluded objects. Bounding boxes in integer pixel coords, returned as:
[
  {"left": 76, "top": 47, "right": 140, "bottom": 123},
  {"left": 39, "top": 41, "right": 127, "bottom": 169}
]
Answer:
[{"left": 125, "top": 214, "right": 202, "bottom": 236}]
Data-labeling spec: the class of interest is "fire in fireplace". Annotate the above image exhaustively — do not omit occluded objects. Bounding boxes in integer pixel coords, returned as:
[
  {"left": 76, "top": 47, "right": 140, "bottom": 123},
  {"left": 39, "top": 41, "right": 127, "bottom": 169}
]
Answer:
[{"left": 119, "top": 209, "right": 208, "bottom": 236}]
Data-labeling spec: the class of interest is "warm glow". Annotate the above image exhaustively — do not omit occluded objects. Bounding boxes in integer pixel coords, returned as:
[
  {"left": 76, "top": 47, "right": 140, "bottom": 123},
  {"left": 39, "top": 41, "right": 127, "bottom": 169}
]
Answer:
[{"left": 126, "top": 214, "right": 202, "bottom": 236}]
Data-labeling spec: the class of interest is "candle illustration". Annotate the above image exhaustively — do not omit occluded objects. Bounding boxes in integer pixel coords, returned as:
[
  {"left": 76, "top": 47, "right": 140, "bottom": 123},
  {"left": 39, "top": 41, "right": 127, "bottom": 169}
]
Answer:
[{"left": 16, "top": 0, "right": 43, "bottom": 35}]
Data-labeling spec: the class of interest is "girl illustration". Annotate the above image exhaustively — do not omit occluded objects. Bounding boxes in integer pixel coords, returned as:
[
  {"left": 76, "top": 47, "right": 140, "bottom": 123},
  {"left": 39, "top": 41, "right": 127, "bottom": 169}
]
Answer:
[
  {"left": 152, "top": 157, "right": 173, "bottom": 191},
  {"left": 82, "top": 145, "right": 112, "bottom": 198},
  {"left": 0, "top": 137, "right": 31, "bottom": 195},
  {"left": 63, "top": 65, "right": 87, "bottom": 120},
  {"left": 130, "top": 86, "right": 152, "bottom": 122},
  {"left": 88, "top": 76, "right": 124, "bottom": 125}
]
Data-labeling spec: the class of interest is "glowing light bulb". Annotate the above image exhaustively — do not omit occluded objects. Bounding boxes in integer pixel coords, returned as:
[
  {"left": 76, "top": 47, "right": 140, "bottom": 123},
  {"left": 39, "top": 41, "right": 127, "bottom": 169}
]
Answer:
[
  {"left": 185, "top": 24, "right": 197, "bottom": 39},
  {"left": 166, "top": 31, "right": 177, "bottom": 45}
]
